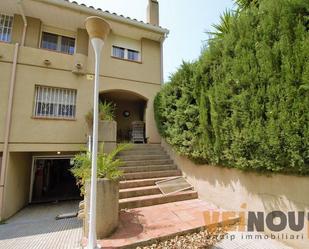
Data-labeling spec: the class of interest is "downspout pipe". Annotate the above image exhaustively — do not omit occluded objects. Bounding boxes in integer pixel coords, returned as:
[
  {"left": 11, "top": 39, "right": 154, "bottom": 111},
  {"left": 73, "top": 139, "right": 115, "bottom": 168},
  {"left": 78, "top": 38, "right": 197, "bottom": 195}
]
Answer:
[
  {"left": 0, "top": 43, "right": 19, "bottom": 219},
  {"left": 17, "top": 0, "right": 27, "bottom": 46}
]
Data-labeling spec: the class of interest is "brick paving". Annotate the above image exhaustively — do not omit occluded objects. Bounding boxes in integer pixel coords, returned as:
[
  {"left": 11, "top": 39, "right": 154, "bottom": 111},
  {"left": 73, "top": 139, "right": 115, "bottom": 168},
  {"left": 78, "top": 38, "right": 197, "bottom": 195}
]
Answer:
[
  {"left": 0, "top": 201, "right": 82, "bottom": 249},
  {"left": 0, "top": 199, "right": 295, "bottom": 249},
  {"left": 97, "top": 199, "right": 226, "bottom": 248}
]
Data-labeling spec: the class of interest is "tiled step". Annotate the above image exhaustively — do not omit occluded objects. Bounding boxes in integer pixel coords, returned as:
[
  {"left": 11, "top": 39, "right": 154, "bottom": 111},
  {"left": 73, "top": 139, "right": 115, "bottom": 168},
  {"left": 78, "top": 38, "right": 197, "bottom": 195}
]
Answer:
[
  {"left": 119, "top": 185, "right": 161, "bottom": 199},
  {"left": 119, "top": 190, "right": 198, "bottom": 209},
  {"left": 119, "top": 176, "right": 179, "bottom": 189},
  {"left": 118, "top": 155, "right": 170, "bottom": 161},
  {"left": 123, "top": 159, "right": 173, "bottom": 167},
  {"left": 118, "top": 150, "right": 166, "bottom": 156},
  {"left": 123, "top": 169, "right": 182, "bottom": 180},
  {"left": 119, "top": 164, "right": 177, "bottom": 173}
]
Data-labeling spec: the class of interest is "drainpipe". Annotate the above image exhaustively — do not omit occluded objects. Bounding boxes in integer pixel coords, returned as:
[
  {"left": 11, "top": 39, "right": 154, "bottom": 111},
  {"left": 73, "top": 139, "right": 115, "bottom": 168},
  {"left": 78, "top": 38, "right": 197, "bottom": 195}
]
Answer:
[
  {"left": 17, "top": 0, "right": 27, "bottom": 46},
  {"left": 0, "top": 43, "right": 20, "bottom": 218},
  {"left": 160, "top": 33, "right": 168, "bottom": 84}
]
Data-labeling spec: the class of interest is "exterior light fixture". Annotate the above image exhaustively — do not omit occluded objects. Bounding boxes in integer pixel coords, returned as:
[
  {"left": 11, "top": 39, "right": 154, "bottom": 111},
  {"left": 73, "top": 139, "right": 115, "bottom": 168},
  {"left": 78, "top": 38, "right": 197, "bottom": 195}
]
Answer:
[
  {"left": 85, "top": 16, "right": 111, "bottom": 249},
  {"left": 57, "top": 151, "right": 61, "bottom": 155}
]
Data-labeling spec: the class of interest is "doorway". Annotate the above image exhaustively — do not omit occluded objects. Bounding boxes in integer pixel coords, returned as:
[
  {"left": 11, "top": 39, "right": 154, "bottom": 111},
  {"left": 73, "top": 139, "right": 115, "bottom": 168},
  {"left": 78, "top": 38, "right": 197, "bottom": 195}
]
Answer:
[
  {"left": 30, "top": 157, "right": 81, "bottom": 203},
  {"left": 100, "top": 90, "right": 147, "bottom": 142}
]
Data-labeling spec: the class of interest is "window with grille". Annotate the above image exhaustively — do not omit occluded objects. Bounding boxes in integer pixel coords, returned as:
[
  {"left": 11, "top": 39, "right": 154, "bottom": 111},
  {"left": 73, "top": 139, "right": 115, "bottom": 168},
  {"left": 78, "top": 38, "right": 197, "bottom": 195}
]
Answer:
[
  {"left": 0, "top": 14, "right": 13, "bottom": 43},
  {"left": 33, "top": 86, "right": 77, "bottom": 119},
  {"left": 112, "top": 45, "right": 140, "bottom": 62},
  {"left": 41, "top": 32, "right": 75, "bottom": 55},
  {"left": 128, "top": 49, "right": 139, "bottom": 61},
  {"left": 112, "top": 46, "right": 125, "bottom": 59}
]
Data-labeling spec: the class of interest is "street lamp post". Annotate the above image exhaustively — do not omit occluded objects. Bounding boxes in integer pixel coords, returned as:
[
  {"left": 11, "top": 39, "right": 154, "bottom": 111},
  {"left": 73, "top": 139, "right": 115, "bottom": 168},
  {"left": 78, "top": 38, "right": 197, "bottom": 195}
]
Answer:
[{"left": 85, "top": 16, "right": 110, "bottom": 249}]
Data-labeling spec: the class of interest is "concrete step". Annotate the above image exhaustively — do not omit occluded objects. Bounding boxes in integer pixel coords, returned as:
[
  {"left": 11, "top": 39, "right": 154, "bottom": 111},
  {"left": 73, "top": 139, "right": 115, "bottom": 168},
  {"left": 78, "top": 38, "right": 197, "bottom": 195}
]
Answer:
[
  {"left": 119, "top": 185, "right": 161, "bottom": 199},
  {"left": 123, "top": 159, "right": 173, "bottom": 167},
  {"left": 123, "top": 169, "right": 182, "bottom": 180},
  {"left": 118, "top": 149, "right": 166, "bottom": 156},
  {"left": 119, "top": 177, "right": 179, "bottom": 189},
  {"left": 119, "top": 190, "right": 198, "bottom": 209},
  {"left": 118, "top": 154, "right": 170, "bottom": 161},
  {"left": 119, "top": 164, "right": 177, "bottom": 173},
  {"left": 119, "top": 144, "right": 162, "bottom": 150}
]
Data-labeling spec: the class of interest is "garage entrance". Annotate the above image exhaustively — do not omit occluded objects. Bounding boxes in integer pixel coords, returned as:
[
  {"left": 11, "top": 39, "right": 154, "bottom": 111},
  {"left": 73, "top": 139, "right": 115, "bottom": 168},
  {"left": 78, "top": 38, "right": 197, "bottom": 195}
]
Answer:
[{"left": 30, "top": 157, "right": 81, "bottom": 203}]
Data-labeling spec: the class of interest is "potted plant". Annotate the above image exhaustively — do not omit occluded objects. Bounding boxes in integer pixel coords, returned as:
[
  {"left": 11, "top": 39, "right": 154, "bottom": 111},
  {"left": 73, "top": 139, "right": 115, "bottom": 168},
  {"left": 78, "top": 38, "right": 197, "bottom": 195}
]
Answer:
[
  {"left": 70, "top": 143, "right": 130, "bottom": 239},
  {"left": 85, "top": 101, "right": 117, "bottom": 152}
]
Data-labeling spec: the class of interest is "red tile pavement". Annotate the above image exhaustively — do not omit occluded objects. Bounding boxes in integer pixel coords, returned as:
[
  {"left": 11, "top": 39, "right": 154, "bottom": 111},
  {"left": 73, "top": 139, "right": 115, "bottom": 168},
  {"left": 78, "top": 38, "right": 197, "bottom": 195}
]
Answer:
[{"left": 94, "top": 199, "right": 226, "bottom": 248}]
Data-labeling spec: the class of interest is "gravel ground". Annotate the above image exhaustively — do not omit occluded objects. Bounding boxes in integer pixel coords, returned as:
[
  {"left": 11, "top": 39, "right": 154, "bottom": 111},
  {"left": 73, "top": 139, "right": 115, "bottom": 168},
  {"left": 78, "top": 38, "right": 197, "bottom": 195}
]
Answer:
[{"left": 137, "top": 227, "right": 227, "bottom": 249}]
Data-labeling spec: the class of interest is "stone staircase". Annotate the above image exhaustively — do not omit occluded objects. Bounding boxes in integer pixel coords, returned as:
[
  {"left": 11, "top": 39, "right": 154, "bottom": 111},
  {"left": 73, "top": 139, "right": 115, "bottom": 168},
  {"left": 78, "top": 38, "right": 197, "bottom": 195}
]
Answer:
[{"left": 117, "top": 144, "right": 198, "bottom": 209}]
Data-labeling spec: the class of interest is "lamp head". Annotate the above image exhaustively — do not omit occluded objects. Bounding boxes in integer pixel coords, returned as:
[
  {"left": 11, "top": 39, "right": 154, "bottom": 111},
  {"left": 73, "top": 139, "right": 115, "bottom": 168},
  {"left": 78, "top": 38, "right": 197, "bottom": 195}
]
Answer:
[{"left": 85, "top": 16, "right": 111, "bottom": 41}]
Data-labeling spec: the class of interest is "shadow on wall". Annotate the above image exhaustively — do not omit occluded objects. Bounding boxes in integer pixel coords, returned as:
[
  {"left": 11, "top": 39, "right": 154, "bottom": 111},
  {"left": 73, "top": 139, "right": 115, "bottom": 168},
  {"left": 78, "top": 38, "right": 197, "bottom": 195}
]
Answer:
[{"left": 161, "top": 140, "right": 309, "bottom": 249}]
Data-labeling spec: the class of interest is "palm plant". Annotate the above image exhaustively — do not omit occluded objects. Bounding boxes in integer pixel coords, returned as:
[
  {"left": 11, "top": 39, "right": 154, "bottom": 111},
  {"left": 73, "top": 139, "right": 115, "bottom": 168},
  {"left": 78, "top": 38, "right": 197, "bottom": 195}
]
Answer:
[
  {"left": 85, "top": 100, "right": 116, "bottom": 130},
  {"left": 234, "top": 0, "right": 259, "bottom": 9},
  {"left": 70, "top": 143, "right": 131, "bottom": 195},
  {"left": 207, "top": 10, "right": 234, "bottom": 38}
]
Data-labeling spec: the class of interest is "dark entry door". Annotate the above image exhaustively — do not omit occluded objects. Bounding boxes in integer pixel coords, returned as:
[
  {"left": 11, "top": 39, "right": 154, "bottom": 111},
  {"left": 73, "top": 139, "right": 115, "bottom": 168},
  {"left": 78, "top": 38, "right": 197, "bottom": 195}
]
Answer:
[{"left": 31, "top": 158, "right": 81, "bottom": 203}]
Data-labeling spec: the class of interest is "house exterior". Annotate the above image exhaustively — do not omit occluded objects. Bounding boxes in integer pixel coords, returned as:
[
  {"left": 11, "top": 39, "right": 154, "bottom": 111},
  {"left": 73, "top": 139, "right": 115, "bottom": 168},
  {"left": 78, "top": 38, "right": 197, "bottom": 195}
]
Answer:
[{"left": 0, "top": 0, "right": 168, "bottom": 220}]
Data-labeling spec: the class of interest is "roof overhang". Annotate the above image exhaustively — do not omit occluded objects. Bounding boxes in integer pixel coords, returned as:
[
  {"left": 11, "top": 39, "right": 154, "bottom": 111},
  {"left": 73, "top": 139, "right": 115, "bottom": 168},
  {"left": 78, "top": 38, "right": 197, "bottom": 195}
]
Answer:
[{"left": 0, "top": 0, "right": 169, "bottom": 42}]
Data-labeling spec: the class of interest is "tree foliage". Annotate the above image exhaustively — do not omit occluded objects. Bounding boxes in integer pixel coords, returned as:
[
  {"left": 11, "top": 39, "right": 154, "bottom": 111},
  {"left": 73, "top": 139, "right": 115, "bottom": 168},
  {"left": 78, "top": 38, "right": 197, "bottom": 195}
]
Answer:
[{"left": 155, "top": 0, "right": 309, "bottom": 174}]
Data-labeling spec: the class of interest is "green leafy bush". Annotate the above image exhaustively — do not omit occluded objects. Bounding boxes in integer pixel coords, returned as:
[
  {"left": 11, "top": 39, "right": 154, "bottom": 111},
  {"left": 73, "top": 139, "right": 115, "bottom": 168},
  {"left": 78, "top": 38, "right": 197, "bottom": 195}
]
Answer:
[
  {"left": 155, "top": 0, "right": 309, "bottom": 174},
  {"left": 85, "top": 101, "right": 116, "bottom": 130},
  {"left": 70, "top": 144, "right": 130, "bottom": 194}
]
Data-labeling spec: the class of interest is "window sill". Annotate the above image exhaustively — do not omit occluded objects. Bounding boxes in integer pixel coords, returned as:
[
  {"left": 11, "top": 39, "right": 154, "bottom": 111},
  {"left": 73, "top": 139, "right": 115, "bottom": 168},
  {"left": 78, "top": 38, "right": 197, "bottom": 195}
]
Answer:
[
  {"left": 31, "top": 116, "right": 77, "bottom": 121},
  {"left": 40, "top": 48, "right": 74, "bottom": 56},
  {"left": 111, "top": 56, "right": 142, "bottom": 64}
]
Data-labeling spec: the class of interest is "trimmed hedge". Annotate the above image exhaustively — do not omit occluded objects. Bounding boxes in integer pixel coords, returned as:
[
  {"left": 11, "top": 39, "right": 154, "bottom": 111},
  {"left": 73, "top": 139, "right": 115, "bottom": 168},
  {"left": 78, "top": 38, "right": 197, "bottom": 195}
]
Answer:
[{"left": 155, "top": 0, "right": 309, "bottom": 174}]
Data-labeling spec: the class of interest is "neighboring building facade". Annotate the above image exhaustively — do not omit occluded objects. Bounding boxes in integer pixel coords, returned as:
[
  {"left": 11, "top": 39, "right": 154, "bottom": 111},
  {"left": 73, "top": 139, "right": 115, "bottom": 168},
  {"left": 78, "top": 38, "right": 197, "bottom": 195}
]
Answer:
[{"left": 0, "top": 0, "right": 168, "bottom": 220}]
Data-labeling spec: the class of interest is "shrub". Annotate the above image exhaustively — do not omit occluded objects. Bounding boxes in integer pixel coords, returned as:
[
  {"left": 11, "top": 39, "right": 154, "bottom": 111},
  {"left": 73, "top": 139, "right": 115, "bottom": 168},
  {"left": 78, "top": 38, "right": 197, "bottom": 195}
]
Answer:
[{"left": 155, "top": 0, "right": 309, "bottom": 174}]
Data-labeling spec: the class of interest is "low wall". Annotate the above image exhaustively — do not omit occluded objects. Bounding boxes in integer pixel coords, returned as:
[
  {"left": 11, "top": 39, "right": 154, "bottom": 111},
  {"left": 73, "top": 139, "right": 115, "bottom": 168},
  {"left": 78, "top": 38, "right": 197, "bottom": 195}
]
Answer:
[
  {"left": 2, "top": 152, "right": 32, "bottom": 220},
  {"left": 162, "top": 140, "right": 309, "bottom": 249}
]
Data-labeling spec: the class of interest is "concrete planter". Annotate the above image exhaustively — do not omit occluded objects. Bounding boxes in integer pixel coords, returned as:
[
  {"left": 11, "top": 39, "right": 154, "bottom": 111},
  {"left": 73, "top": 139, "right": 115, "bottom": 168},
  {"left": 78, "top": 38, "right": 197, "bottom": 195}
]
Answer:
[
  {"left": 84, "top": 178, "right": 119, "bottom": 239},
  {"left": 98, "top": 120, "right": 117, "bottom": 153}
]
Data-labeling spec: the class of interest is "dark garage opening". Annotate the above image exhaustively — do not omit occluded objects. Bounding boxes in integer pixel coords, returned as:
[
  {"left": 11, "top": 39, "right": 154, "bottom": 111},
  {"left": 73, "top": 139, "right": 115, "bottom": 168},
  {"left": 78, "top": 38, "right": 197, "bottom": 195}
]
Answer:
[{"left": 31, "top": 158, "right": 81, "bottom": 203}]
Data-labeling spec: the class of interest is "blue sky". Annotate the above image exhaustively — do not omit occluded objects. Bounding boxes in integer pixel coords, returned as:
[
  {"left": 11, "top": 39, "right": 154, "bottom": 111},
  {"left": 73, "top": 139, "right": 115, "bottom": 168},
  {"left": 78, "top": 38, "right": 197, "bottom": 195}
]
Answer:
[{"left": 76, "top": 0, "right": 235, "bottom": 81}]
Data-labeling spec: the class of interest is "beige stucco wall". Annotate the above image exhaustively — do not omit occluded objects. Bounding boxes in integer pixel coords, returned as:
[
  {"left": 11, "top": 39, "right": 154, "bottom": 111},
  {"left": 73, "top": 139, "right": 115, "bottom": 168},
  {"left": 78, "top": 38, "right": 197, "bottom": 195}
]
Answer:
[
  {"left": 2, "top": 152, "right": 32, "bottom": 219},
  {"left": 0, "top": 8, "right": 163, "bottom": 220},
  {"left": 11, "top": 15, "right": 42, "bottom": 48},
  {"left": 162, "top": 140, "right": 309, "bottom": 249}
]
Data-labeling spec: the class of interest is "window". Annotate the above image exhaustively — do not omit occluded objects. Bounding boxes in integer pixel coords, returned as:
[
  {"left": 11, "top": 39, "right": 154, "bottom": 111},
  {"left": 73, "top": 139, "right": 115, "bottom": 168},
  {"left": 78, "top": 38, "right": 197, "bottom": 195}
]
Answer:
[
  {"left": 128, "top": 49, "right": 139, "bottom": 61},
  {"left": 112, "top": 46, "right": 125, "bottom": 59},
  {"left": 33, "top": 86, "right": 77, "bottom": 119},
  {"left": 41, "top": 32, "right": 75, "bottom": 55},
  {"left": 112, "top": 45, "right": 140, "bottom": 62},
  {"left": 0, "top": 14, "right": 13, "bottom": 42}
]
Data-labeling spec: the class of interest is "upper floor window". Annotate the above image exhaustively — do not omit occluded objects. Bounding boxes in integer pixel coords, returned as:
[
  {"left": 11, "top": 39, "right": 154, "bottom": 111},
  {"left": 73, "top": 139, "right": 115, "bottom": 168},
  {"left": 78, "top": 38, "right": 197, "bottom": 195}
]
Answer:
[
  {"left": 128, "top": 49, "right": 139, "bottom": 61},
  {"left": 0, "top": 14, "right": 13, "bottom": 43},
  {"left": 33, "top": 85, "right": 77, "bottom": 119},
  {"left": 41, "top": 32, "right": 75, "bottom": 55},
  {"left": 112, "top": 45, "right": 140, "bottom": 62},
  {"left": 112, "top": 46, "right": 125, "bottom": 59}
]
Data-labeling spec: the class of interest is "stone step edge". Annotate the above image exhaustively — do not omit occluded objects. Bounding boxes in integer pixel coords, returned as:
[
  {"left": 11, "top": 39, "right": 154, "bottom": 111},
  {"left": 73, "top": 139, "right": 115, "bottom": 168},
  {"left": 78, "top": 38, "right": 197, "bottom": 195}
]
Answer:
[
  {"left": 122, "top": 170, "right": 182, "bottom": 180},
  {"left": 119, "top": 185, "right": 161, "bottom": 199},
  {"left": 119, "top": 176, "right": 179, "bottom": 189},
  {"left": 119, "top": 190, "right": 197, "bottom": 205},
  {"left": 119, "top": 165, "right": 177, "bottom": 171}
]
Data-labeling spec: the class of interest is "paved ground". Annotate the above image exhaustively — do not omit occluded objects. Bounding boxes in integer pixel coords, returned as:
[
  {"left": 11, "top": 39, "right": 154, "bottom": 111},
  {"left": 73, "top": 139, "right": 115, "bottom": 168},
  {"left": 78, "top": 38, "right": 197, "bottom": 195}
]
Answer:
[
  {"left": 0, "top": 201, "right": 82, "bottom": 249},
  {"left": 0, "top": 200, "right": 294, "bottom": 249}
]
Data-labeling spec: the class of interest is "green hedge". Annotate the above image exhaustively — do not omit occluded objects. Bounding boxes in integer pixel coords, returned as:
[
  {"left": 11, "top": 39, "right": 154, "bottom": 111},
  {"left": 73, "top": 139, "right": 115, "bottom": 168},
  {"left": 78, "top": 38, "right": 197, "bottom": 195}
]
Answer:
[{"left": 155, "top": 0, "right": 309, "bottom": 174}]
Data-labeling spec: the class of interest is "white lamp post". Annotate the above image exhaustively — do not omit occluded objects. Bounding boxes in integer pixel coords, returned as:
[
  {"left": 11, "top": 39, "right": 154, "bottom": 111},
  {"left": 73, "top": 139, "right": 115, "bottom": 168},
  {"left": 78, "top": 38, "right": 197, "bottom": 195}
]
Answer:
[{"left": 85, "top": 16, "right": 111, "bottom": 249}]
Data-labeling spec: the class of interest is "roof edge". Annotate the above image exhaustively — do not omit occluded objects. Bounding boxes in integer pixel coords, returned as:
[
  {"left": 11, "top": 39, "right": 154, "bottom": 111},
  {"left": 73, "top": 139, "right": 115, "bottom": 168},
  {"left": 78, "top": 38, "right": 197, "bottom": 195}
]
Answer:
[{"left": 34, "top": 0, "right": 169, "bottom": 36}]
